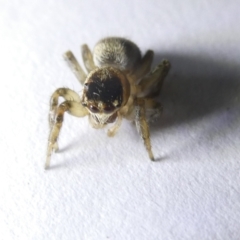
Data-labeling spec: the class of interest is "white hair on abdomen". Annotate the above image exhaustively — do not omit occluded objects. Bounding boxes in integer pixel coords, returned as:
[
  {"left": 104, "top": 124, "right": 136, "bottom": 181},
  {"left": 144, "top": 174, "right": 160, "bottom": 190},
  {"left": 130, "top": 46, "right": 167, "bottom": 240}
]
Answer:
[{"left": 93, "top": 37, "right": 141, "bottom": 71}]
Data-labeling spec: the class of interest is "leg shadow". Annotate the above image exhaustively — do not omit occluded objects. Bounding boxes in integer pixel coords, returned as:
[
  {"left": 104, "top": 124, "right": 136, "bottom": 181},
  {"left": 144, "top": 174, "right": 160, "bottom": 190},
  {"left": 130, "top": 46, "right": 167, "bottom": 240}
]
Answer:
[{"left": 150, "top": 52, "right": 240, "bottom": 130}]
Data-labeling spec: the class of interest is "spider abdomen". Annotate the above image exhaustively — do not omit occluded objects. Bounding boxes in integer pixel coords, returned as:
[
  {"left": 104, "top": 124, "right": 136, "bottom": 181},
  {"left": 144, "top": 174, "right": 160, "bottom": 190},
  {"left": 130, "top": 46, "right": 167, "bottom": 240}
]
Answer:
[{"left": 93, "top": 37, "right": 142, "bottom": 71}]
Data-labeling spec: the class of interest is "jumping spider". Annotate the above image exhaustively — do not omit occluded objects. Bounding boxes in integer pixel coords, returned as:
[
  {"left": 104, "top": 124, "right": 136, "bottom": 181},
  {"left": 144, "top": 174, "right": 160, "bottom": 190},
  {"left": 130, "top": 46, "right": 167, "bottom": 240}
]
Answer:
[{"left": 46, "top": 37, "right": 170, "bottom": 169}]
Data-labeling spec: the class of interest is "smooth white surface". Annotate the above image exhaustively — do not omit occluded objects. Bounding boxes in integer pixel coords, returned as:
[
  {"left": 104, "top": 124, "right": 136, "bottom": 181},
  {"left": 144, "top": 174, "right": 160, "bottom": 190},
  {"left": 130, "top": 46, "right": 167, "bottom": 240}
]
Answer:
[{"left": 1, "top": 0, "right": 240, "bottom": 239}]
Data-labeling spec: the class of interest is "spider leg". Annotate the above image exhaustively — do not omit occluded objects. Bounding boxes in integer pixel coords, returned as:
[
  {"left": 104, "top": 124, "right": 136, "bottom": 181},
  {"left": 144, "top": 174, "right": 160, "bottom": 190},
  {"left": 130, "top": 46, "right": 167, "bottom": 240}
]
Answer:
[
  {"left": 49, "top": 88, "right": 81, "bottom": 128},
  {"left": 63, "top": 51, "right": 87, "bottom": 85},
  {"left": 144, "top": 98, "right": 163, "bottom": 120},
  {"left": 135, "top": 99, "right": 154, "bottom": 161},
  {"left": 81, "top": 44, "right": 96, "bottom": 73},
  {"left": 137, "top": 59, "right": 171, "bottom": 98},
  {"left": 107, "top": 112, "right": 123, "bottom": 137},
  {"left": 130, "top": 50, "right": 154, "bottom": 82},
  {"left": 46, "top": 88, "right": 88, "bottom": 169}
]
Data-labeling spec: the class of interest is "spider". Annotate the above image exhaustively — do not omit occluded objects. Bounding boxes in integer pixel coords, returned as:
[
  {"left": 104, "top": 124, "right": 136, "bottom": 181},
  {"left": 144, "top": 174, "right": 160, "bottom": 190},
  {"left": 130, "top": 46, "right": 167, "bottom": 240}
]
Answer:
[{"left": 45, "top": 37, "right": 170, "bottom": 169}]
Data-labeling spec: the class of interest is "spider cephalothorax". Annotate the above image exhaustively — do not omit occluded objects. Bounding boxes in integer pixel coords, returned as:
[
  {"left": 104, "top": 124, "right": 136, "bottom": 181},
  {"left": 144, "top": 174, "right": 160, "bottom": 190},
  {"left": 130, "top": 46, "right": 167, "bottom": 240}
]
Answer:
[
  {"left": 81, "top": 67, "right": 130, "bottom": 125},
  {"left": 82, "top": 67, "right": 130, "bottom": 113},
  {"left": 46, "top": 37, "right": 170, "bottom": 169}
]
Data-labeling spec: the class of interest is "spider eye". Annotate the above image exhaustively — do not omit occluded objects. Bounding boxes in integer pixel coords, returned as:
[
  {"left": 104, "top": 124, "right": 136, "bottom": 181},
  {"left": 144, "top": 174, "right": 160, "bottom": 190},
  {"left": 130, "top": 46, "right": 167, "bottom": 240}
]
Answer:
[
  {"left": 89, "top": 105, "right": 99, "bottom": 113},
  {"left": 103, "top": 105, "right": 115, "bottom": 113}
]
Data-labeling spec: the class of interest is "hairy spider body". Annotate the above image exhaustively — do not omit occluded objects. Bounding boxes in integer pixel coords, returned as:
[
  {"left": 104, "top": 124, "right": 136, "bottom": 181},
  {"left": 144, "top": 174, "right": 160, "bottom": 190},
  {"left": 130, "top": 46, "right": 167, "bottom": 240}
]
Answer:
[{"left": 46, "top": 37, "right": 170, "bottom": 169}]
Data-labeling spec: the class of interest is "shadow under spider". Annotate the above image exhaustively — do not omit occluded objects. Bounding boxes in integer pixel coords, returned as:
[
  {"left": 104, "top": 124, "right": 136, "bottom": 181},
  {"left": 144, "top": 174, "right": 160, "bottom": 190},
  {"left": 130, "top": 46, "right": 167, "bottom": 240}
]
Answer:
[{"left": 150, "top": 52, "right": 240, "bottom": 132}]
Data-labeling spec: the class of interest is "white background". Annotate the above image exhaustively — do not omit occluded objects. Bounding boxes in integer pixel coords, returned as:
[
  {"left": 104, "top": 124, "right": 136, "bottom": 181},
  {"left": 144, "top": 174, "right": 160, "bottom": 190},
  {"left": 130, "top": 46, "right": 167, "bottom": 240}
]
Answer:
[{"left": 1, "top": 0, "right": 240, "bottom": 239}]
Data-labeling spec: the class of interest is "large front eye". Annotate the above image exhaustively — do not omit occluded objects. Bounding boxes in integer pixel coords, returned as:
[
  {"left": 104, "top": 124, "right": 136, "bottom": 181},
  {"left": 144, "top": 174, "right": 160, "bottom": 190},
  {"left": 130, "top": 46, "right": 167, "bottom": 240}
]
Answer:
[
  {"left": 89, "top": 105, "right": 99, "bottom": 113},
  {"left": 103, "top": 105, "right": 115, "bottom": 113}
]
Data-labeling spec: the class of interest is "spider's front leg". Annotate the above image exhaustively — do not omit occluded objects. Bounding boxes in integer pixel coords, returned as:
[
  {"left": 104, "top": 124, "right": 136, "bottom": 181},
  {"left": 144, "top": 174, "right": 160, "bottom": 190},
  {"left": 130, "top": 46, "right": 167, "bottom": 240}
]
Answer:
[
  {"left": 46, "top": 88, "right": 88, "bottom": 169},
  {"left": 49, "top": 88, "right": 82, "bottom": 128},
  {"left": 135, "top": 99, "right": 154, "bottom": 161}
]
